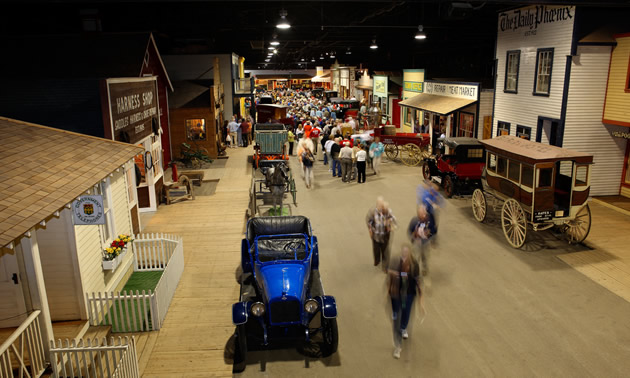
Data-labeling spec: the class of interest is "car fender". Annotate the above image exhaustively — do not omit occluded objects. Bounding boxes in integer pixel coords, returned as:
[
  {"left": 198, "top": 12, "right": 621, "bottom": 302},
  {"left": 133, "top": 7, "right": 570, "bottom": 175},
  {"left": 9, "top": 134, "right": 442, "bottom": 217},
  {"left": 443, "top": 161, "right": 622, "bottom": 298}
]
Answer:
[
  {"left": 232, "top": 301, "right": 249, "bottom": 325},
  {"left": 319, "top": 295, "right": 337, "bottom": 318}
]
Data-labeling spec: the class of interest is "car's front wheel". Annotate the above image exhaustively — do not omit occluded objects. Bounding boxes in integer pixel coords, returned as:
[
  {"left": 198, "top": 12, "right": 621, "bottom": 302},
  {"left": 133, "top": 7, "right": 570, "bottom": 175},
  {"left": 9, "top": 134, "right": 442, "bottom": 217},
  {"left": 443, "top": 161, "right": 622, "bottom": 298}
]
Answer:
[
  {"left": 321, "top": 316, "right": 338, "bottom": 357},
  {"left": 233, "top": 324, "right": 248, "bottom": 372}
]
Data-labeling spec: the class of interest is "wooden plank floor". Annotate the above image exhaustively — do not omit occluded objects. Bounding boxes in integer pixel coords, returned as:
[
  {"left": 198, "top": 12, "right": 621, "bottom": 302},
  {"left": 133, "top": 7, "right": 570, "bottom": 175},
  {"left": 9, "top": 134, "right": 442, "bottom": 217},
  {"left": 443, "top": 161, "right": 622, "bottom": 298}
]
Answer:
[
  {"left": 558, "top": 200, "right": 630, "bottom": 302},
  {"left": 139, "top": 148, "right": 251, "bottom": 377}
]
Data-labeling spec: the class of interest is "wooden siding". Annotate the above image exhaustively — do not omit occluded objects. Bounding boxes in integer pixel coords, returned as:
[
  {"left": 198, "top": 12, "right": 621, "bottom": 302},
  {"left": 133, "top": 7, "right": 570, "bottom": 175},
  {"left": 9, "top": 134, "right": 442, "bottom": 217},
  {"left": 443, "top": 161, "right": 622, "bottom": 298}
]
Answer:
[
  {"left": 169, "top": 107, "right": 218, "bottom": 159},
  {"left": 564, "top": 45, "right": 625, "bottom": 196},
  {"left": 603, "top": 36, "right": 630, "bottom": 123},
  {"left": 493, "top": 5, "right": 575, "bottom": 139},
  {"left": 36, "top": 209, "right": 82, "bottom": 321},
  {"left": 477, "top": 90, "right": 494, "bottom": 139},
  {"left": 74, "top": 170, "right": 135, "bottom": 300}
]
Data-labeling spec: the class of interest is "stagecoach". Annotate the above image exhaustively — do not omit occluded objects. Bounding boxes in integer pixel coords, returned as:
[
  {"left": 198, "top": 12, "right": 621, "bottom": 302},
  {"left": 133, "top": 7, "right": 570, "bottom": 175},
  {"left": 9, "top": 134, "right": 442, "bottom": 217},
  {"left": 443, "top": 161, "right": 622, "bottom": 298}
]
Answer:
[{"left": 472, "top": 136, "right": 593, "bottom": 248}]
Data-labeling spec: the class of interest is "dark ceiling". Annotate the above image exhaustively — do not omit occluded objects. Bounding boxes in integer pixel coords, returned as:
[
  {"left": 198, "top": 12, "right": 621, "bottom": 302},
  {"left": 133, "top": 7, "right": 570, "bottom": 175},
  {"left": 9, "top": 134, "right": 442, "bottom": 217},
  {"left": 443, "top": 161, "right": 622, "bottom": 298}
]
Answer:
[{"left": 2, "top": 1, "right": 630, "bottom": 82}]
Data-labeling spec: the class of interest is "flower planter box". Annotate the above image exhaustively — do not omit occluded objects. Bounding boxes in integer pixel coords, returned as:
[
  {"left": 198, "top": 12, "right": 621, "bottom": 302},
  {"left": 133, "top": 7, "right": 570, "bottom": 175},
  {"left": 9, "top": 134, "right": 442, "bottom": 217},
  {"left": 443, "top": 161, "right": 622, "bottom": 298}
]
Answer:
[{"left": 102, "top": 248, "right": 127, "bottom": 271}]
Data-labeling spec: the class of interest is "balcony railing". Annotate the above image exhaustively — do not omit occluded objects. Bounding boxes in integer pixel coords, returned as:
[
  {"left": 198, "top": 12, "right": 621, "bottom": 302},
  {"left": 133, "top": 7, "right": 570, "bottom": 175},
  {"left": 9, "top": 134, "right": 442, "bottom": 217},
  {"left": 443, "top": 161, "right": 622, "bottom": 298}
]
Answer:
[{"left": 0, "top": 310, "right": 47, "bottom": 378}]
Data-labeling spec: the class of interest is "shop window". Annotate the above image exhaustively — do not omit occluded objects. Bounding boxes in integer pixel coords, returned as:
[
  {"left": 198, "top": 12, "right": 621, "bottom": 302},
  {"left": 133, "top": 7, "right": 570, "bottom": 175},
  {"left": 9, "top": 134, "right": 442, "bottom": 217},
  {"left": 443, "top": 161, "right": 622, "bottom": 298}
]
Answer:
[
  {"left": 96, "top": 179, "right": 116, "bottom": 246},
  {"left": 504, "top": 50, "right": 520, "bottom": 93},
  {"left": 487, "top": 153, "right": 497, "bottom": 172},
  {"left": 404, "top": 107, "right": 412, "bottom": 126},
  {"left": 508, "top": 160, "right": 521, "bottom": 182},
  {"left": 516, "top": 125, "right": 532, "bottom": 140},
  {"left": 575, "top": 165, "right": 588, "bottom": 187},
  {"left": 458, "top": 112, "right": 475, "bottom": 138},
  {"left": 497, "top": 156, "right": 507, "bottom": 177},
  {"left": 522, "top": 165, "right": 534, "bottom": 188},
  {"left": 497, "top": 121, "right": 510, "bottom": 136},
  {"left": 537, "top": 168, "right": 553, "bottom": 187},
  {"left": 534, "top": 48, "right": 554, "bottom": 96}
]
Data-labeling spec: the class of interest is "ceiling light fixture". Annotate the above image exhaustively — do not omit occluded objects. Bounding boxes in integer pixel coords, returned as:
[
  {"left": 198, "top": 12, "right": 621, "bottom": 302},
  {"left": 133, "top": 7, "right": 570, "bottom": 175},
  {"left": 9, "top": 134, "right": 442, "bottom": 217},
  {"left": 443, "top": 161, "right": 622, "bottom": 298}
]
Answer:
[
  {"left": 273, "top": 49, "right": 278, "bottom": 54},
  {"left": 276, "top": 9, "right": 291, "bottom": 29},
  {"left": 330, "top": 51, "right": 335, "bottom": 58},
  {"left": 415, "top": 25, "right": 427, "bottom": 40},
  {"left": 265, "top": 59, "right": 270, "bottom": 62},
  {"left": 268, "top": 46, "right": 275, "bottom": 50},
  {"left": 311, "top": 57, "right": 316, "bottom": 62},
  {"left": 370, "top": 39, "right": 378, "bottom": 49},
  {"left": 301, "top": 58, "right": 305, "bottom": 61},
  {"left": 270, "top": 34, "right": 280, "bottom": 46},
  {"left": 319, "top": 55, "right": 324, "bottom": 60},
  {"left": 346, "top": 48, "right": 351, "bottom": 55}
]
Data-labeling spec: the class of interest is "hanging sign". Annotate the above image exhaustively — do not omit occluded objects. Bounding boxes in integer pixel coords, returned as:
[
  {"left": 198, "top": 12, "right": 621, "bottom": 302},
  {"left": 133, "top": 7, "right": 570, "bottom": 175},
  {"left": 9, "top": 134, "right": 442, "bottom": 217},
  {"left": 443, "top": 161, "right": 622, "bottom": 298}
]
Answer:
[
  {"left": 105, "top": 77, "right": 159, "bottom": 144},
  {"left": 373, "top": 75, "right": 388, "bottom": 98},
  {"left": 498, "top": 5, "right": 575, "bottom": 38},
  {"left": 72, "top": 195, "right": 106, "bottom": 225},
  {"left": 403, "top": 81, "right": 423, "bottom": 93},
  {"left": 424, "top": 81, "right": 478, "bottom": 100}
]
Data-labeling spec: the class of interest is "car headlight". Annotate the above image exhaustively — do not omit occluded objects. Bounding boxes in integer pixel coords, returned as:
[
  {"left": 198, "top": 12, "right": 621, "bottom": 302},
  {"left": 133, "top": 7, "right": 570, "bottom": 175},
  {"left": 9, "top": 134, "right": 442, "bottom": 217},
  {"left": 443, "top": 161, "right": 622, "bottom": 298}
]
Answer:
[
  {"left": 251, "top": 302, "right": 265, "bottom": 317},
  {"left": 304, "top": 299, "right": 319, "bottom": 314}
]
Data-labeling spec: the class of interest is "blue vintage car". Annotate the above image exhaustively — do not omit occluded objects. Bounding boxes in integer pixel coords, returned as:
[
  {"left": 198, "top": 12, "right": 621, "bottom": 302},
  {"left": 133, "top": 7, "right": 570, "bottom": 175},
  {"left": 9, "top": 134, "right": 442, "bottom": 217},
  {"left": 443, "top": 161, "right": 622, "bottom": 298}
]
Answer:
[{"left": 232, "top": 216, "right": 338, "bottom": 370}]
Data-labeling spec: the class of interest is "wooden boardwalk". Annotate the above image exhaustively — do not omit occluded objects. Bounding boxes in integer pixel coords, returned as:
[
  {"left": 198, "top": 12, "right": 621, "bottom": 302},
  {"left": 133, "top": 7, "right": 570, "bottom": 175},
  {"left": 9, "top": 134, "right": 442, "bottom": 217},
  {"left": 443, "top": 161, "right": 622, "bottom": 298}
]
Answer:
[{"left": 139, "top": 148, "right": 251, "bottom": 377}]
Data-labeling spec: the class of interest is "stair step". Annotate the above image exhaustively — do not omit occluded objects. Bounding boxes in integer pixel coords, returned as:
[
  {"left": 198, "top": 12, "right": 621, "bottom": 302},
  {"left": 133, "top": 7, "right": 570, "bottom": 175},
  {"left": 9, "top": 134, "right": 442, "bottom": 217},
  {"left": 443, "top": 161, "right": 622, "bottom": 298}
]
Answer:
[{"left": 81, "top": 325, "right": 112, "bottom": 345}]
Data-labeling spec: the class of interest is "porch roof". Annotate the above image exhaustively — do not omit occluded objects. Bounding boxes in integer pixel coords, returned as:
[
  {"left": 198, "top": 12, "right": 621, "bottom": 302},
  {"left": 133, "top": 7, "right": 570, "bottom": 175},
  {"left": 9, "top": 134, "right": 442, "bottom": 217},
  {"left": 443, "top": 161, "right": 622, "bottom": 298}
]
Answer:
[
  {"left": 0, "top": 117, "right": 143, "bottom": 248},
  {"left": 398, "top": 93, "right": 476, "bottom": 115}
]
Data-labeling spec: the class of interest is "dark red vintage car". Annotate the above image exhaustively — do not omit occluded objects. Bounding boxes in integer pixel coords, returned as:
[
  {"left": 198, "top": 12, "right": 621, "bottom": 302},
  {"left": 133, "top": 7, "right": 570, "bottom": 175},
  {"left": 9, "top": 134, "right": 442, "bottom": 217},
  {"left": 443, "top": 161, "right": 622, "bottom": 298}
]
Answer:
[{"left": 422, "top": 137, "right": 485, "bottom": 198}]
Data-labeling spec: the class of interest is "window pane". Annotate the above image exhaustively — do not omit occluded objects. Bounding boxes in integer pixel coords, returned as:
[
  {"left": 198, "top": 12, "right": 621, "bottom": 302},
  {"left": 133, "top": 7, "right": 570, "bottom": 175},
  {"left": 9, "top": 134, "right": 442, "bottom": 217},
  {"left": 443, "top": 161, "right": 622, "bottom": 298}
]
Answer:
[
  {"left": 575, "top": 165, "right": 588, "bottom": 186},
  {"left": 538, "top": 168, "right": 553, "bottom": 187},
  {"left": 488, "top": 153, "right": 497, "bottom": 172},
  {"left": 497, "top": 157, "right": 507, "bottom": 177},
  {"left": 522, "top": 165, "right": 534, "bottom": 188},
  {"left": 508, "top": 161, "right": 521, "bottom": 182}
]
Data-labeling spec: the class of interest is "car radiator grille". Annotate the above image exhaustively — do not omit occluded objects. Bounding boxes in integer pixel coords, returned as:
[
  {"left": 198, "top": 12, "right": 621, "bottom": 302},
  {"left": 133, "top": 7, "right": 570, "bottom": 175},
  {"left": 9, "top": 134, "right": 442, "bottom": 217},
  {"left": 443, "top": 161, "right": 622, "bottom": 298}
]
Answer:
[{"left": 270, "top": 300, "right": 301, "bottom": 323}]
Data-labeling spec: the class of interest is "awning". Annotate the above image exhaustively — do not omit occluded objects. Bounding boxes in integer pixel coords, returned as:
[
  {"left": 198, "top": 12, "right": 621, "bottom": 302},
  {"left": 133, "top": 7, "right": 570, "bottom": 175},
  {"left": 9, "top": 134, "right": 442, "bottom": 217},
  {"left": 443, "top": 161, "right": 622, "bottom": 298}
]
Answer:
[
  {"left": 398, "top": 93, "right": 476, "bottom": 115},
  {"left": 311, "top": 73, "right": 331, "bottom": 83}
]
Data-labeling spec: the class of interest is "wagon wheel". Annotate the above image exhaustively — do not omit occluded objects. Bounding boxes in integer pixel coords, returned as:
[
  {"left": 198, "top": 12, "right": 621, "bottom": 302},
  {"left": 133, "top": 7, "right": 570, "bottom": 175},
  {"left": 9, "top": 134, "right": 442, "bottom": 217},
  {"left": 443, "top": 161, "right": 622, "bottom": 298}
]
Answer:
[
  {"left": 564, "top": 204, "right": 591, "bottom": 244},
  {"left": 400, "top": 143, "right": 422, "bottom": 167},
  {"left": 501, "top": 199, "right": 527, "bottom": 248},
  {"left": 443, "top": 175, "right": 455, "bottom": 198},
  {"left": 422, "top": 161, "right": 431, "bottom": 180},
  {"left": 421, "top": 144, "right": 433, "bottom": 159},
  {"left": 471, "top": 189, "right": 487, "bottom": 222},
  {"left": 384, "top": 145, "right": 398, "bottom": 161},
  {"left": 289, "top": 176, "right": 297, "bottom": 206}
]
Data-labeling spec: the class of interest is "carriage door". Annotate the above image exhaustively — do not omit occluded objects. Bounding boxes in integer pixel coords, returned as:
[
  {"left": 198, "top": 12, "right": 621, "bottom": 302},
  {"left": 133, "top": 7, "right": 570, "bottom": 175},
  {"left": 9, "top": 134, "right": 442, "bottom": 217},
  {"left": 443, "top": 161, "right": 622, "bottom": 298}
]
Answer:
[{"left": 533, "top": 163, "right": 555, "bottom": 220}]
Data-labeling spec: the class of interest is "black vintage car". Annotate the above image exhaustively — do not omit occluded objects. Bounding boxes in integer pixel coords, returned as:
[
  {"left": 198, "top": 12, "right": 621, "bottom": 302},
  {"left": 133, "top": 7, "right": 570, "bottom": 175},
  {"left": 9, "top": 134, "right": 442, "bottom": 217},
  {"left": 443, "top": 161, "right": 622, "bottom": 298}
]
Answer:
[{"left": 232, "top": 216, "right": 338, "bottom": 371}]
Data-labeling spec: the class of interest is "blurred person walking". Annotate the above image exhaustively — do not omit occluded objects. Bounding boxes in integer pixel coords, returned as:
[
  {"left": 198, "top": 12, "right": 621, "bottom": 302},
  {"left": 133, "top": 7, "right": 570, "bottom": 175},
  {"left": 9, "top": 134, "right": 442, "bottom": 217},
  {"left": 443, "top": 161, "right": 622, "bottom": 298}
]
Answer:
[
  {"left": 407, "top": 204, "right": 437, "bottom": 277},
  {"left": 370, "top": 137, "right": 385, "bottom": 175},
  {"left": 301, "top": 148, "right": 315, "bottom": 189},
  {"left": 356, "top": 144, "right": 367, "bottom": 183},
  {"left": 339, "top": 141, "right": 353, "bottom": 183},
  {"left": 366, "top": 197, "right": 397, "bottom": 271},
  {"left": 388, "top": 244, "right": 423, "bottom": 359}
]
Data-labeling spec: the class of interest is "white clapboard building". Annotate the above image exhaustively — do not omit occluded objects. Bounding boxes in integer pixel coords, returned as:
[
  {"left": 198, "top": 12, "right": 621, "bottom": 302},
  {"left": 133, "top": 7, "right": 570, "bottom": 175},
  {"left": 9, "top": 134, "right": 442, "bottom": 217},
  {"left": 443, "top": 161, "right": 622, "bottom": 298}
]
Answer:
[{"left": 493, "top": 4, "right": 626, "bottom": 196}]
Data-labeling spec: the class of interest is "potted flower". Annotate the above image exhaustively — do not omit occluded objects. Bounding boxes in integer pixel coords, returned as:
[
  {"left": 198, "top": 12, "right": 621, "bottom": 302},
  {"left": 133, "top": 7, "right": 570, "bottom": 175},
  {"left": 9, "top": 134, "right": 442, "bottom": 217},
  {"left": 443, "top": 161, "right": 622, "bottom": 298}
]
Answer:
[{"left": 102, "top": 234, "right": 134, "bottom": 271}]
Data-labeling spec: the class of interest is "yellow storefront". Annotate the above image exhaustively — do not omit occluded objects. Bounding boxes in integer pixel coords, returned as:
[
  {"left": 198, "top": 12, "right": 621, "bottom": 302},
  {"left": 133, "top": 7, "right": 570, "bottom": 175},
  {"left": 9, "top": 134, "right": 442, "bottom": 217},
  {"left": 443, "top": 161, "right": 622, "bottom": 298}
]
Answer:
[
  {"left": 603, "top": 33, "right": 630, "bottom": 198},
  {"left": 400, "top": 69, "right": 425, "bottom": 132}
]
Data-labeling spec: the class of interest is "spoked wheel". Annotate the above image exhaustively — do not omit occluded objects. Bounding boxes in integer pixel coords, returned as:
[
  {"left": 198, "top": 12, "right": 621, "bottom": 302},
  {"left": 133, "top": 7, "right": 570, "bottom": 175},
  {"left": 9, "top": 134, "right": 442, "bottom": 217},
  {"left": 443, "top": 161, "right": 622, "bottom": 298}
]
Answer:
[
  {"left": 421, "top": 144, "right": 432, "bottom": 159},
  {"left": 501, "top": 199, "right": 527, "bottom": 248},
  {"left": 289, "top": 176, "right": 297, "bottom": 206},
  {"left": 471, "top": 189, "right": 487, "bottom": 222},
  {"left": 564, "top": 204, "right": 591, "bottom": 244},
  {"left": 384, "top": 145, "right": 398, "bottom": 161},
  {"left": 320, "top": 316, "right": 338, "bottom": 357},
  {"left": 443, "top": 175, "right": 455, "bottom": 198},
  {"left": 400, "top": 143, "right": 422, "bottom": 166},
  {"left": 249, "top": 177, "right": 257, "bottom": 217},
  {"left": 422, "top": 161, "right": 431, "bottom": 180}
]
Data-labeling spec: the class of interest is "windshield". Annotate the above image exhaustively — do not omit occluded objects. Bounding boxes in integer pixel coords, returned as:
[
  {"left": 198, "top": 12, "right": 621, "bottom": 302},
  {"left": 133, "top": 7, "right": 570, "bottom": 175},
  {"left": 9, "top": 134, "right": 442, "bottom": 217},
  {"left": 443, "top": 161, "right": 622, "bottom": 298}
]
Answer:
[{"left": 255, "top": 235, "right": 308, "bottom": 262}]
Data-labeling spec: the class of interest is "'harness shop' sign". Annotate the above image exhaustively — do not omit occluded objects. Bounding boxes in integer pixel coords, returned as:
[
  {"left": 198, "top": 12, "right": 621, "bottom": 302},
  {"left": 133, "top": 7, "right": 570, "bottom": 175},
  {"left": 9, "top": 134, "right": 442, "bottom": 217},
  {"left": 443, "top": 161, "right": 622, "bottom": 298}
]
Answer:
[{"left": 105, "top": 77, "right": 159, "bottom": 144}]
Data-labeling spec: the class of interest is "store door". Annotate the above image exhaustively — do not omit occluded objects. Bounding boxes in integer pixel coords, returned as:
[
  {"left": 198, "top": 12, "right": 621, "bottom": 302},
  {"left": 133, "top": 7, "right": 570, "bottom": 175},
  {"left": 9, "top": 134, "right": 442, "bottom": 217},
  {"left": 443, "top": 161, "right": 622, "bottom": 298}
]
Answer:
[{"left": 0, "top": 250, "right": 27, "bottom": 328}]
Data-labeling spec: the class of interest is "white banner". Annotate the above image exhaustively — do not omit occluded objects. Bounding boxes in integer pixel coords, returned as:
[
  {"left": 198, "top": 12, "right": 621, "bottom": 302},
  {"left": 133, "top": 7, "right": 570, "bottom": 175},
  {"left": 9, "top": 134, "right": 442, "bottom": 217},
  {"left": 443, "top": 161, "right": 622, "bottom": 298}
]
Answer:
[{"left": 424, "top": 82, "right": 478, "bottom": 100}]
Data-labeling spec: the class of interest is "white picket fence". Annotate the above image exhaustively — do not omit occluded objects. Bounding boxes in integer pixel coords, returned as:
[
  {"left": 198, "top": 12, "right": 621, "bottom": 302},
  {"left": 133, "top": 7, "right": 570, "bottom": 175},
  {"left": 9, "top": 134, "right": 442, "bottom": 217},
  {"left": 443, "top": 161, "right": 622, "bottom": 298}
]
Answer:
[
  {"left": 0, "top": 310, "right": 46, "bottom": 378},
  {"left": 49, "top": 336, "right": 139, "bottom": 378},
  {"left": 86, "top": 233, "right": 184, "bottom": 332}
]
